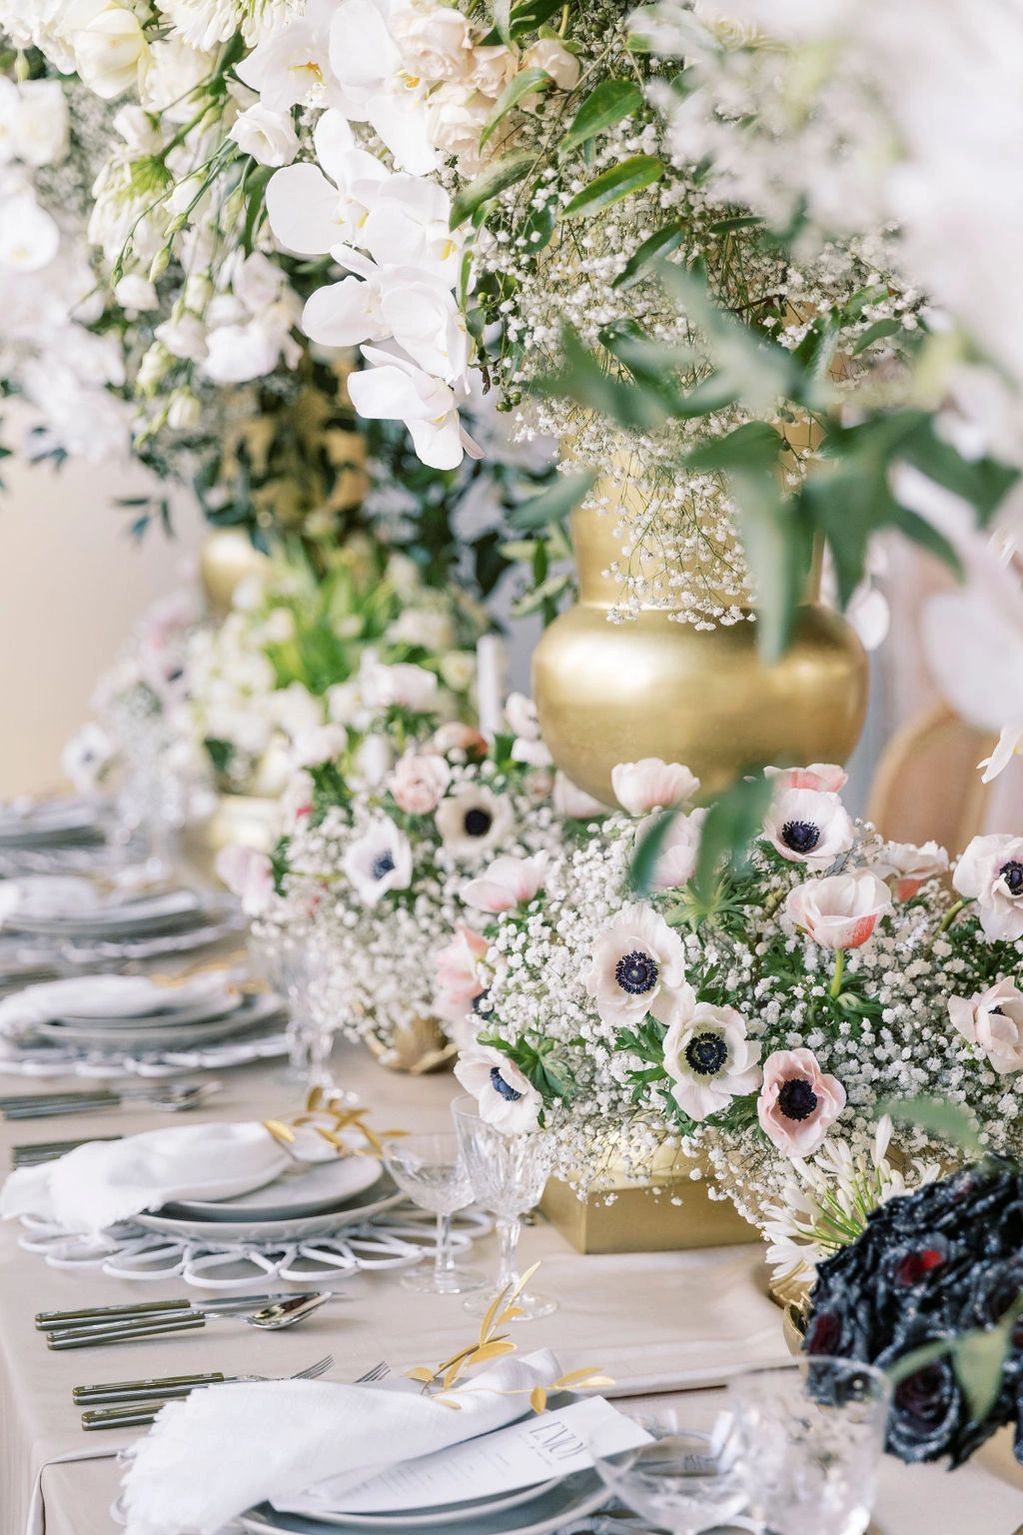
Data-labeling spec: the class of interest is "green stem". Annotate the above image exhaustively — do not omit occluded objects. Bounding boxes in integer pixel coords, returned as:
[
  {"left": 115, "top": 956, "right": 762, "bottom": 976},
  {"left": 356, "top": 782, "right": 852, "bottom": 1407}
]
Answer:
[
  {"left": 937, "top": 898, "right": 969, "bottom": 936},
  {"left": 829, "top": 948, "right": 845, "bottom": 999}
]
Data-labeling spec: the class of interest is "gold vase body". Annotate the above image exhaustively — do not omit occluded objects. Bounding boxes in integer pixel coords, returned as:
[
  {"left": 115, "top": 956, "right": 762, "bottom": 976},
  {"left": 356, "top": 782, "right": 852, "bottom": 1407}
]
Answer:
[
  {"left": 199, "top": 529, "right": 270, "bottom": 618},
  {"left": 532, "top": 504, "right": 868, "bottom": 804}
]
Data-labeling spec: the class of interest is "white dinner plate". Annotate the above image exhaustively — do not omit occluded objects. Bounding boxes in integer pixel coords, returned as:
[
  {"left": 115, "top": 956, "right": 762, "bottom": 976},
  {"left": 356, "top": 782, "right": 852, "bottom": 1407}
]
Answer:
[
  {"left": 32, "top": 994, "right": 284, "bottom": 1052},
  {"left": 58, "top": 991, "right": 247, "bottom": 1029},
  {"left": 164, "top": 1156, "right": 384, "bottom": 1222},
  {"left": 136, "top": 1176, "right": 403, "bottom": 1243},
  {"left": 310, "top": 1477, "right": 562, "bottom": 1529},
  {"left": 11, "top": 892, "right": 206, "bottom": 938},
  {"left": 239, "top": 1469, "right": 607, "bottom": 1535}
]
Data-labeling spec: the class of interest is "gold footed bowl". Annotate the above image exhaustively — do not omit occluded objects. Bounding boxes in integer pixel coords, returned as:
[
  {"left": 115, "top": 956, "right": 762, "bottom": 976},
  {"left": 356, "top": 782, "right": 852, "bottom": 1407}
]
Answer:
[
  {"left": 364, "top": 1016, "right": 456, "bottom": 1075},
  {"left": 533, "top": 506, "right": 868, "bottom": 804}
]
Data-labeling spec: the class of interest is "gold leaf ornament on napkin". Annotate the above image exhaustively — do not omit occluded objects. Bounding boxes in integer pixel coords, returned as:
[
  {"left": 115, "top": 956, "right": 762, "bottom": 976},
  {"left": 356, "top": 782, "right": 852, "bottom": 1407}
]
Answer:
[
  {"left": 263, "top": 1087, "right": 407, "bottom": 1159},
  {"left": 407, "top": 1262, "right": 612, "bottom": 1412}
]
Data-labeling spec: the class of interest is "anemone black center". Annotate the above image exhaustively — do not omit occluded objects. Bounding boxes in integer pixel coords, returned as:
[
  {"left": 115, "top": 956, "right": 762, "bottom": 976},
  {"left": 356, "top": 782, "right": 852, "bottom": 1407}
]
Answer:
[
  {"left": 464, "top": 808, "right": 493, "bottom": 837},
  {"left": 683, "top": 1032, "right": 728, "bottom": 1076},
  {"left": 489, "top": 1066, "right": 523, "bottom": 1101},
  {"left": 371, "top": 851, "right": 395, "bottom": 879},
  {"left": 614, "top": 950, "right": 659, "bottom": 995},
  {"left": 777, "top": 1077, "right": 819, "bottom": 1121},
  {"left": 1001, "top": 860, "right": 1023, "bottom": 896},
  {"left": 781, "top": 819, "right": 821, "bottom": 854}
]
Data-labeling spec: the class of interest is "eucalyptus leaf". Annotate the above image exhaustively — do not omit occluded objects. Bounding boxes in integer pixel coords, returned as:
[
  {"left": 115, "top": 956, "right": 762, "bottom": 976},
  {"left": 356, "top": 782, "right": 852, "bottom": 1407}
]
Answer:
[
  {"left": 510, "top": 467, "right": 597, "bottom": 530},
  {"left": 874, "top": 1096, "right": 984, "bottom": 1157},
  {"left": 562, "top": 155, "right": 664, "bottom": 220},
  {"left": 687, "top": 421, "right": 784, "bottom": 474},
  {"left": 450, "top": 151, "right": 535, "bottom": 228},
  {"left": 612, "top": 222, "right": 687, "bottom": 291},
  {"left": 694, "top": 773, "right": 774, "bottom": 904},
  {"left": 630, "top": 807, "right": 680, "bottom": 898},
  {"left": 851, "top": 316, "right": 902, "bottom": 355},
  {"left": 559, "top": 78, "right": 644, "bottom": 155},
  {"left": 952, "top": 1322, "right": 1014, "bottom": 1424},
  {"left": 480, "top": 68, "right": 552, "bottom": 148}
]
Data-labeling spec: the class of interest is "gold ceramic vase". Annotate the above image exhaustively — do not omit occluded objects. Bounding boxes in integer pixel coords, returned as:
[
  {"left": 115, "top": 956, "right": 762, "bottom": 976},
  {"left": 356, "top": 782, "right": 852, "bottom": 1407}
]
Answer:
[{"left": 532, "top": 504, "right": 869, "bottom": 804}]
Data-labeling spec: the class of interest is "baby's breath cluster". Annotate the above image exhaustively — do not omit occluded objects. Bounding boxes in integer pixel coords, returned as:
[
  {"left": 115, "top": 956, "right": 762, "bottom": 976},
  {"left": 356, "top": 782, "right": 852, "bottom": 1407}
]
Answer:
[{"left": 454, "top": 760, "right": 1023, "bottom": 1250}]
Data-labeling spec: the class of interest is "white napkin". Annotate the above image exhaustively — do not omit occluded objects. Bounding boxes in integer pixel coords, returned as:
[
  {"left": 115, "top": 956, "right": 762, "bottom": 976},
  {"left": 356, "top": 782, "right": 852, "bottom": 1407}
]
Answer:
[
  {"left": 0, "top": 876, "right": 99, "bottom": 927},
  {"left": 0, "top": 972, "right": 240, "bottom": 1040},
  {"left": 0, "top": 1120, "right": 292, "bottom": 1234},
  {"left": 120, "top": 1349, "right": 560, "bottom": 1535}
]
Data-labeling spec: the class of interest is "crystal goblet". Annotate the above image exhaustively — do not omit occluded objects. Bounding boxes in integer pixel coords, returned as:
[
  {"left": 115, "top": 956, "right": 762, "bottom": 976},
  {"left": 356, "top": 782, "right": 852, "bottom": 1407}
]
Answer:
[
  {"left": 728, "top": 1357, "right": 891, "bottom": 1535},
  {"left": 451, "top": 1094, "right": 555, "bottom": 1320},
  {"left": 383, "top": 1133, "right": 486, "bottom": 1295},
  {"left": 591, "top": 1403, "right": 749, "bottom": 1535}
]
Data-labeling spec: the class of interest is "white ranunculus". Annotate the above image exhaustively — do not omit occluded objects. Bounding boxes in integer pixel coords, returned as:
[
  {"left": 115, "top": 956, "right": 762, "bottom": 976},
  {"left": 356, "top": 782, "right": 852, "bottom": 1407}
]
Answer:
[
  {"left": 268, "top": 681, "right": 321, "bottom": 739},
  {"left": 0, "top": 191, "right": 59, "bottom": 271},
  {"left": 521, "top": 37, "right": 581, "bottom": 90},
  {"left": 228, "top": 103, "right": 299, "bottom": 167},
  {"left": 343, "top": 817, "right": 413, "bottom": 905},
  {"left": 72, "top": 3, "right": 150, "bottom": 100},
  {"left": 466, "top": 43, "right": 517, "bottom": 98},
  {"left": 953, "top": 833, "right": 1023, "bottom": 942},
  {"left": 424, "top": 82, "right": 491, "bottom": 172},
  {"left": 347, "top": 345, "right": 482, "bottom": 471},
  {"left": 362, "top": 661, "right": 438, "bottom": 712},
  {"left": 389, "top": 1, "right": 474, "bottom": 81},
  {"left": 204, "top": 313, "right": 297, "bottom": 384}
]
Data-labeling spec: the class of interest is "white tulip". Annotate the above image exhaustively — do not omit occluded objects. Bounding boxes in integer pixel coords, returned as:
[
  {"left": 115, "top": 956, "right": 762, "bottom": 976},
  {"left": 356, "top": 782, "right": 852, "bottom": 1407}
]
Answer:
[{"left": 72, "top": 3, "right": 149, "bottom": 100}]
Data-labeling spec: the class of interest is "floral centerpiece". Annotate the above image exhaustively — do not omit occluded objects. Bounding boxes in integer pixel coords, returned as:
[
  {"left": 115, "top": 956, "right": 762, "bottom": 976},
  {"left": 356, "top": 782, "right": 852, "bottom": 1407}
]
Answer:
[
  {"left": 188, "top": 537, "right": 487, "bottom": 795},
  {"left": 453, "top": 755, "right": 1023, "bottom": 1247},
  {"left": 223, "top": 681, "right": 592, "bottom": 1059}
]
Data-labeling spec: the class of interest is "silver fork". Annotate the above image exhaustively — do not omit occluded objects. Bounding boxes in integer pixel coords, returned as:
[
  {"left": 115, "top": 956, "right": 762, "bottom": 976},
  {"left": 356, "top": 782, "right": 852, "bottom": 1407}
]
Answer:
[{"left": 79, "top": 1354, "right": 338, "bottom": 1429}]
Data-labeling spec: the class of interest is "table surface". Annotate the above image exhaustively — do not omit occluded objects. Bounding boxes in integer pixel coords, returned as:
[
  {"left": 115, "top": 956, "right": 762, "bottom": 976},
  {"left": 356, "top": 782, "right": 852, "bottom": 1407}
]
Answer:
[{"left": 1, "top": 1043, "right": 1022, "bottom": 1535}]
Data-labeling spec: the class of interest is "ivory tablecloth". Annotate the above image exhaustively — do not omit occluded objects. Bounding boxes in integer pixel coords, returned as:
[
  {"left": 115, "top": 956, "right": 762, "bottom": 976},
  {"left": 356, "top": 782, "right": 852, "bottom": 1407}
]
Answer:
[{"left": 0, "top": 1045, "right": 1021, "bottom": 1535}]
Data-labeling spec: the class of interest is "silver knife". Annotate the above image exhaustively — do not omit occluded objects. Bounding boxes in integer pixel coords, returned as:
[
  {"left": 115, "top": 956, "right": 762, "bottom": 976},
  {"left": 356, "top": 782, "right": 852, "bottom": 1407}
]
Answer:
[
  {"left": 82, "top": 1399, "right": 177, "bottom": 1430},
  {"left": 75, "top": 1370, "right": 230, "bottom": 1405},
  {"left": 48, "top": 1316, "right": 208, "bottom": 1350}
]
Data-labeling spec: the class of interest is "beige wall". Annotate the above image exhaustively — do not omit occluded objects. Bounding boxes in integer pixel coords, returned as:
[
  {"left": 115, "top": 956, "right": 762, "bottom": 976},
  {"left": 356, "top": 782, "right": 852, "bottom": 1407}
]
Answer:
[{"left": 0, "top": 440, "right": 203, "bottom": 798}]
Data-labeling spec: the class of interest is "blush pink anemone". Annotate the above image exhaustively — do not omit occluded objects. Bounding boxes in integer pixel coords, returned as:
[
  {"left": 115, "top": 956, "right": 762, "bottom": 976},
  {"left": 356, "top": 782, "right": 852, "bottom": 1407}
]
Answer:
[
  {"left": 785, "top": 871, "right": 892, "bottom": 951},
  {"left": 757, "top": 1047, "right": 846, "bottom": 1158}
]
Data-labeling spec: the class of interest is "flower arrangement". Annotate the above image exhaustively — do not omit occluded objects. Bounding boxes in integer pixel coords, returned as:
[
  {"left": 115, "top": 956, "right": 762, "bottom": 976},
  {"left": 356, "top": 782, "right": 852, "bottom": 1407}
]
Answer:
[
  {"left": 806, "top": 1157, "right": 1023, "bottom": 1469},
  {"left": 227, "top": 684, "right": 586, "bottom": 1052},
  {"left": 453, "top": 756, "right": 1023, "bottom": 1244},
  {"left": 187, "top": 538, "right": 487, "bottom": 793}
]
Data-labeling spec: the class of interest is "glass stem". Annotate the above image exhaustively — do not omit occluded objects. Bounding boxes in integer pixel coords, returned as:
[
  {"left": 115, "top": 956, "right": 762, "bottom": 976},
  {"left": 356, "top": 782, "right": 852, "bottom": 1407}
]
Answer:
[
  {"left": 495, "top": 1216, "right": 522, "bottom": 1294},
  {"left": 287, "top": 1019, "right": 312, "bottom": 1076},
  {"left": 435, "top": 1212, "right": 454, "bottom": 1280},
  {"left": 307, "top": 1028, "right": 334, "bottom": 1090}
]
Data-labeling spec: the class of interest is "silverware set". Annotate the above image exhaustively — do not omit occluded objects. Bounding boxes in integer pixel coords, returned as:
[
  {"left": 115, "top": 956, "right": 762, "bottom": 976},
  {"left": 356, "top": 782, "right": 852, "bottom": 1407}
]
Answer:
[
  {"left": 41, "top": 1290, "right": 336, "bottom": 1349},
  {"left": 12, "top": 1134, "right": 122, "bottom": 1167},
  {"left": 76, "top": 1358, "right": 390, "bottom": 1431},
  {"left": 0, "top": 1079, "right": 222, "bottom": 1120}
]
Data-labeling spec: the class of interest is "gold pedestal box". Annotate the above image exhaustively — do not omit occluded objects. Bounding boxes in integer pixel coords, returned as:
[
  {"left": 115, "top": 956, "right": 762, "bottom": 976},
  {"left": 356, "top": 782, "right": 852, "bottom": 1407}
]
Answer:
[{"left": 541, "top": 1170, "right": 757, "bottom": 1255}]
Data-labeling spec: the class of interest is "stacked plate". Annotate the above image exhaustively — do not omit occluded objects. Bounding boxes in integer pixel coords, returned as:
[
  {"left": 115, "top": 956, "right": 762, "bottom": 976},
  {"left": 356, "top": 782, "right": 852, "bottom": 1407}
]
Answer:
[
  {"left": 137, "top": 1156, "right": 404, "bottom": 1244},
  {"left": 31, "top": 990, "right": 285, "bottom": 1056},
  {"left": 240, "top": 1464, "right": 607, "bottom": 1534},
  {"left": 0, "top": 798, "right": 106, "bottom": 851},
  {"left": 3, "top": 883, "right": 245, "bottom": 962}
]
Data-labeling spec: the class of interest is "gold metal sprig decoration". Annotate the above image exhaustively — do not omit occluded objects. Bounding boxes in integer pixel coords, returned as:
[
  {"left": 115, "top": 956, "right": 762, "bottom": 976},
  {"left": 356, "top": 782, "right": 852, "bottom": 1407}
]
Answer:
[
  {"left": 406, "top": 1262, "right": 613, "bottom": 1412},
  {"left": 263, "top": 1086, "right": 406, "bottom": 1158}
]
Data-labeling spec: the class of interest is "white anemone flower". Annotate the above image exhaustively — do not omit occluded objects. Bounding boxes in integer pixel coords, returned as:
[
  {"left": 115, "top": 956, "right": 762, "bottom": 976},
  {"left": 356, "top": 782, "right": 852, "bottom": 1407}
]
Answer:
[
  {"left": 347, "top": 346, "right": 482, "bottom": 471},
  {"left": 762, "top": 786, "right": 854, "bottom": 869},
  {"left": 660, "top": 991, "right": 762, "bottom": 1121},
  {"left": 585, "top": 904, "right": 686, "bottom": 1026},
  {"left": 342, "top": 818, "right": 412, "bottom": 906},
  {"left": 435, "top": 782, "right": 513, "bottom": 860},
  {"left": 454, "top": 1042, "right": 542, "bottom": 1134},
  {"left": 953, "top": 833, "right": 1023, "bottom": 942}
]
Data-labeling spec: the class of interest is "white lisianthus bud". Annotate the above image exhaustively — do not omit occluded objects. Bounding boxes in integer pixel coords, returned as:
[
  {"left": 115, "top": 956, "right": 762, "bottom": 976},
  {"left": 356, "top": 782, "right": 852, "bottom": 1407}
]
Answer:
[
  {"left": 73, "top": 4, "right": 150, "bottom": 101},
  {"left": 227, "top": 103, "right": 299, "bottom": 167},
  {"left": 183, "top": 270, "right": 214, "bottom": 310},
  {"left": 136, "top": 342, "right": 172, "bottom": 393},
  {"left": 521, "top": 37, "right": 580, "bottom": 90},
  {"left": 167, "top": 389, "right": 201, "bottom": 430},
  {"left": 155, "top": 312, "right": 208, "bottom": 362},
  {"left": 148, "top": 245, "right": 171, "bottom": 282},
  {"left": 114, "top": 272, "right": 158, "bottom": 311}
]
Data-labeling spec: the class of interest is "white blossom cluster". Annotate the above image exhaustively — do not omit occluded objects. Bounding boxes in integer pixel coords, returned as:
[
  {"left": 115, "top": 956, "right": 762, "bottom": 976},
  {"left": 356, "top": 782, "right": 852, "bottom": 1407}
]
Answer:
[
  {"left": 460, "top": 771, "right": 1023, "bottom": 1237},
  {"left": 257, "top": 719, "right": 566, "bottom": 1051},
  {"left": 0, "top": 72, "right": 131, "bottom": 463},
  {"left": 187, "top": 544, "right": 483, "bottom": 792}
]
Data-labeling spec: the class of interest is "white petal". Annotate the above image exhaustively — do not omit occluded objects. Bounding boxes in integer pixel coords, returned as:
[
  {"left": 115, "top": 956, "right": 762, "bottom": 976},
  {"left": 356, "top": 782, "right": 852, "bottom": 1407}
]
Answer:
[
  {"left": 265, "top": 163, "right": 341, "bottom": 256},
  {"left": 366, "top": 95, "right": 438, "bottom": 175},
  {"left": 301, "top": 276, "right": 383, "bottom": 347},
  {"left": 347, "top": 361, "right": 426, "bottom": 422},
  {"left": 311, "top": 107, "right": 354, "bottom": 180},
  {"left": 328, "top": 0, "right": 400, "bottom": 87}
]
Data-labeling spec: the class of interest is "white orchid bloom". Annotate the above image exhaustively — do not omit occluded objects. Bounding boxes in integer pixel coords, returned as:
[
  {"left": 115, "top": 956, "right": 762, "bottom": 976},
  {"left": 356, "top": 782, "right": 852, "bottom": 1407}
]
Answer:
[
  {"left": 234, "top": 0, "right": 335, "bottom": 111},
  {"left": 360, "top": 175, "right": 462, "bottom": 283},
  {"left": 303, "top": 249, "right": 468, "bottom": 386},
  {"left": 326, "top": 0, "right": 438, "bottom": 175},
  {"left": 348, "top": 344, "right": 482, "bottom": 471},
  {"left": 265, "top": 109, "right": 389, "bottom": 258}
]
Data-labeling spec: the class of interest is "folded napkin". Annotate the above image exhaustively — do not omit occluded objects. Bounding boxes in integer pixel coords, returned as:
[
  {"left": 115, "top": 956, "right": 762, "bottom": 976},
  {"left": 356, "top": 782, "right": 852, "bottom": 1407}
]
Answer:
[
  {"left": 0, "top": 876, "right": 100, "bottom": 928},
  {"left": 0, "top": 1106, "right": 361, "bottom": 1234},
  {"left": 0, "top": 972, "right": 240, "bottom": 1040},
  {"left": 120, "top": 1349, "right": 560, "bottom": 1535}
]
